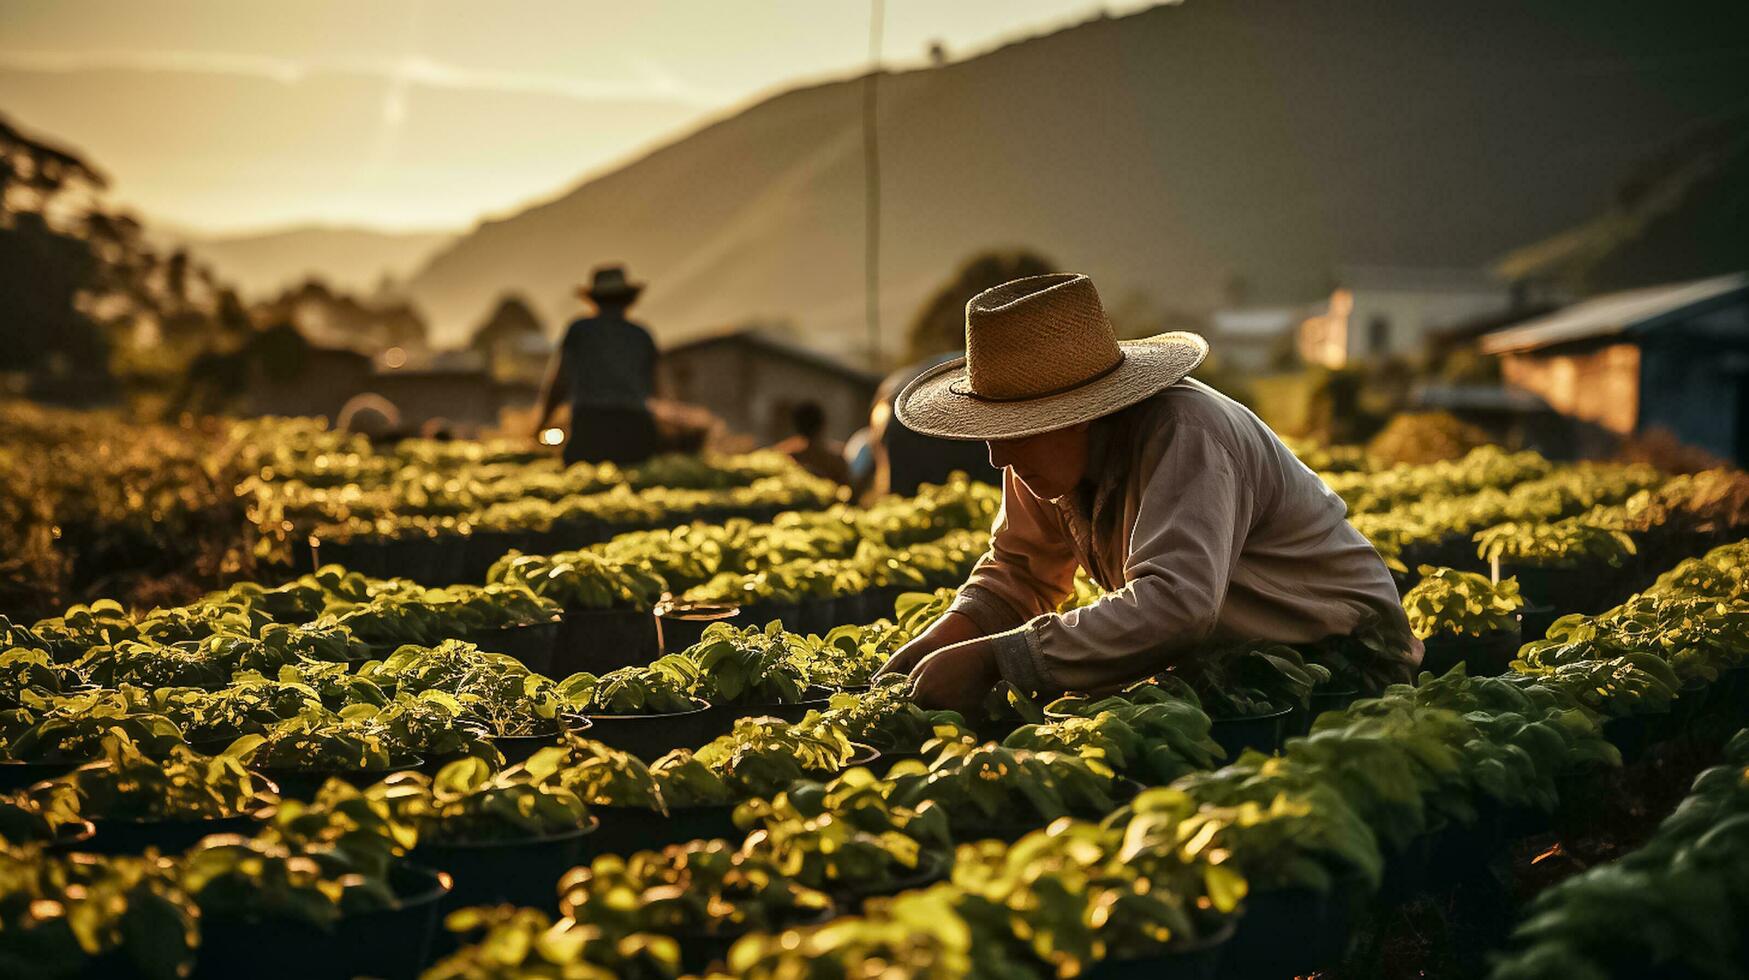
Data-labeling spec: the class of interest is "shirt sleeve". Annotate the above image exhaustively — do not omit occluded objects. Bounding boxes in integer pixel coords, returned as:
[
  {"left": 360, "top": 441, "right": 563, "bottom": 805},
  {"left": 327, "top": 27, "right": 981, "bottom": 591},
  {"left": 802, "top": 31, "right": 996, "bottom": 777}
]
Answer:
[
  {"left": 994, "top": 421, "right": 1254, "bottom": 695},
  {"left": 947, "top": 467, "right": 1079, "bottom": 636}
]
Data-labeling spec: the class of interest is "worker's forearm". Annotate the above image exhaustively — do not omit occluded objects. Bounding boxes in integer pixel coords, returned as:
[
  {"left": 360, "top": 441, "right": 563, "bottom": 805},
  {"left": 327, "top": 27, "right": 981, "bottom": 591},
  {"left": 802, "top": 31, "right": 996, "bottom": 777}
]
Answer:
[{"left": 915, "top": 609, "right": 983, "bottom": 649}]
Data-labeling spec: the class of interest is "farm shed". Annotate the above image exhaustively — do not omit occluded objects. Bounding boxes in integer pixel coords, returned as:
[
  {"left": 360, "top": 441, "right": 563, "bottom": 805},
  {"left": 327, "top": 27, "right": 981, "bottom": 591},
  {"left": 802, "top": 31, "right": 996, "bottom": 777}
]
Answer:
[
  {"left": 1481, "top": 273, "right": 1749, "bottom": 464},
  {"left": 660, "top": 329, "right": 879, "bottom": 444}
]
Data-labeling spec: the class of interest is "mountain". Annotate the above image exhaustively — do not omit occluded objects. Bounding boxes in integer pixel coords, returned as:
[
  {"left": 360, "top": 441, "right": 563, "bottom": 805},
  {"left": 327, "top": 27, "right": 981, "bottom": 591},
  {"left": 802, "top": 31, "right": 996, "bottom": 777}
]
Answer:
[
  {"left": 166, "top": 225, "right": 457, "bottom": 299},
  {"left": 403, "top": 0, "right": 1749, "bottom": 359},
  {"left": 1497, "top": 115, "right": 1749, "bottom": 294}
]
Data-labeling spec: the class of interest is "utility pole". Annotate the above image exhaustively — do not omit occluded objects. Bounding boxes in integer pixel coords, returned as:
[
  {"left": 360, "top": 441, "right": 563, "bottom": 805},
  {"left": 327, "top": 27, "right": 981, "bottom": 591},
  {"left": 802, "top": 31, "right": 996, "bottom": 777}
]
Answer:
[{"left": 863, "top": 0, "right": 885, "bottom": 370}]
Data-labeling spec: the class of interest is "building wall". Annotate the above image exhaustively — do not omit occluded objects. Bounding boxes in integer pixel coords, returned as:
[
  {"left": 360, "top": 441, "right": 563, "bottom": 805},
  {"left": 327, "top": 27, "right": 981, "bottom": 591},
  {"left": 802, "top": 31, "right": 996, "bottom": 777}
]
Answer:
[
  {"left": 661, "top": 345, "right": 875, "bottom": 444},
  {"left": 1500, "top": 343, "right": 1640, "bottom": 436},
  {"left": 1638, "top": 320, "right": 1749, "bottom": 464},
  {"left": 1344, "top": 285, "right": 1514, "bottom": 363},
  {"left": 243, "top": 349, "right": 374, "bottom": 421}
]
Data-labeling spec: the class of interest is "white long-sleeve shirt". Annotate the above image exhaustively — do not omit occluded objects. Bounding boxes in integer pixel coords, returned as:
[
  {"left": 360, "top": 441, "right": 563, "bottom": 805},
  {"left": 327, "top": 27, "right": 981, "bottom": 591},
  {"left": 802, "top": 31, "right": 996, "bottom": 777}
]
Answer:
[{"left": 951, "top": 379, "right": 1421, "bottom": 695}]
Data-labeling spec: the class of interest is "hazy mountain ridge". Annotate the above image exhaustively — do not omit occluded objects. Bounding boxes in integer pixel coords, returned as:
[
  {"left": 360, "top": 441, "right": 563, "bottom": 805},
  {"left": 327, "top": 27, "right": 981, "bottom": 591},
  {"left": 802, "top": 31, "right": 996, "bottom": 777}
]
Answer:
[
  {"left": 400, "top": 0, "right": 1749, "bottom": 357},
  {"left": 165, "top": 225, "right": 457, "bottom": 298}
]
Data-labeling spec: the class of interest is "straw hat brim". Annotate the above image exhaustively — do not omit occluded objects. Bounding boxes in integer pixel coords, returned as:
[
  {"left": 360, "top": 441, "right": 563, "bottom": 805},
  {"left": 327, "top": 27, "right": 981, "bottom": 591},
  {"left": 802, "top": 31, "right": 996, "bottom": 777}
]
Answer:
[{"left": 895, "top": 331, "right": 1209, "bottom": 441}]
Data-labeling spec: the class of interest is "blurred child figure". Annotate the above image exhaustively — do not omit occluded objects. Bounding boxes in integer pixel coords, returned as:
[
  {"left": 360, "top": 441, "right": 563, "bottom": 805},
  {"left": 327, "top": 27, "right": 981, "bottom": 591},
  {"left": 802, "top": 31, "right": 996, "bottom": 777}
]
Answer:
[{"left": 771, "top": 401, "right": 851, "bottom": 485}]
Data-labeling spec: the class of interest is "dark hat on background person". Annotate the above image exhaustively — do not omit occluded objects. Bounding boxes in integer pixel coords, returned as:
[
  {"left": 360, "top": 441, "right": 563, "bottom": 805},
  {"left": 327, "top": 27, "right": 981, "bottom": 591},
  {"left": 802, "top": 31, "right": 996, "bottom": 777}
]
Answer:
[
  {"left": 578, "top": 264, "right": 645, "bottom": 303},
  {"left": 895, "top": 273, "right": 1207, "bottom": 441}
]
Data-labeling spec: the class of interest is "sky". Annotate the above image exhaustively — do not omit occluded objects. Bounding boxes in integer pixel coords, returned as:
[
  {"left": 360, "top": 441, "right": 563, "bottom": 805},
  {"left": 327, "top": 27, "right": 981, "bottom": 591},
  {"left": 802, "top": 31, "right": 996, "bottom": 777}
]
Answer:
[{"left": 0, "top": 0, "right": 1154, "bottom": 235}]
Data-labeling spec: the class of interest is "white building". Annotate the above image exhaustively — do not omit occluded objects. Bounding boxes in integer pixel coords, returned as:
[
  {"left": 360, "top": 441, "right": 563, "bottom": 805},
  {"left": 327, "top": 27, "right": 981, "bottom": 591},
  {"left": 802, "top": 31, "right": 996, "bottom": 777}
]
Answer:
[
  {"left": 1207, "top": 307, "right": 1300, "bottom": 374},
  {"left": 1298, "top": 266, "right": 1519, "bottom": 369}
]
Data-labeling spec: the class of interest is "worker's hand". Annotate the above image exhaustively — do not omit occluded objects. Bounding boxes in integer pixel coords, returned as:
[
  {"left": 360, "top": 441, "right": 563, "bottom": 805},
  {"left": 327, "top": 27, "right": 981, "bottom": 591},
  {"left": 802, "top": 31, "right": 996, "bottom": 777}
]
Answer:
[
  {"left": 877, "top": 609, "right": 981, "bottom": 678},
  {"left": 907, "top": 637, "right": 1001, "bottom": 716}
]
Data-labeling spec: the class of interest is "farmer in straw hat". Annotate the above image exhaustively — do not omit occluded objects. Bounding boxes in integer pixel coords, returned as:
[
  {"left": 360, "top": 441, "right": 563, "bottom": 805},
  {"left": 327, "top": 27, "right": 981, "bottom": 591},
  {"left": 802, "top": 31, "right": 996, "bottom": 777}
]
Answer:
[
  {"left": 878, "top": 273, "right": 1420, "bottom": 714},
  {"left": 534, "top": 264, "right": 662, "bottom": 466}
]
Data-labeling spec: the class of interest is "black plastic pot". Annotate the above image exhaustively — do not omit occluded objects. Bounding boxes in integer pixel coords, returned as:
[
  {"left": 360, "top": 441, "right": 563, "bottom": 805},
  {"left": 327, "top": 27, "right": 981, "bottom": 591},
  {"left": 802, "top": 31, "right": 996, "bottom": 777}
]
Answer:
[
  {"left": 1208, "top": 707, "right": 1292, "bottom": 760},
  {"left": 1218, "top": 887, "right": 1331, "bottom": 980},
  {"left": 1508, "top": 564, "right": 1626, "bottom": 638},
  {"left": 1296, "top": 688, "right": 1360, "bottom": 736},
  {"left": 44, "top": 818, "right": 96, "bottom": 852},
  {"left": 379, "top": 536, "right": 442, "bottom": 583},
  {"left": 833, "top": 849, "right": 951, "bottom": 905},
  {"left": 255, "top": 756, "right": 424, "bottom": 800},
  {"left": 675, "top": 903, "right": 837, "bottom": 975},
  {"left": 460, "top": 530, "right": 521, "bottom": 583},
  {"left": 310, "top": 537, "right": 384, "bottom": 578},
  {"left": 589, "top": 802, "right": 740, "bottom": 854},
  {"left": 1720, "top": 664, "right": 1749, "bottom": 714},
  {"left": 551, "top": 607, "right": 661, "bottom": 675},
  {"left": 192, "top": 862, "right": 450, "bottom": 980},
  {"left": 489, "top": 721, "right": 570, "bottom": 765},
  {"left": 829, "top": 593, "right": 873, "bottom": 630},
  {"left": 1087, "top": 920, "right": 1236, "bottom": 980},
  {"left": 87, "top": 801, "right": 277, "bottom": 856},
  {"left": 1602, "top": 711, "right": 1656, "bottom": 765},
  {"left": 1419, "top": 626, "right": 1522, "bottom": 679},
  {"left": 413, "top": 817, "right": 596, "bottom": 915},
  {"left": 713, "top": 686, "right": 834, "bottom": 728},
  {"left": 729, "top": 601, "right": 802, "bottom": 632},
  {"left": 841, "top": 743, "right": 881, "bottom": 771},
  {"left": 465, "top": 620, "right": 561, "bottom": 675},
  {"left": 1377, "top": 832, "right": 1434, "bottom": 904},
  {"left": 1653, "top": 679, "right": 1710, "bottom": 743},
  {"left": 0, "top": 756, "right": 84, "bottom": 793},
  {"left": 657, "top": 604, "right": 739, "bottom": 654},
  {"left": 794, "top": 597, "right": 835, "bottom": 636},
  {"left": 570, "top": 702, "right": 715, "bottom": 760}
]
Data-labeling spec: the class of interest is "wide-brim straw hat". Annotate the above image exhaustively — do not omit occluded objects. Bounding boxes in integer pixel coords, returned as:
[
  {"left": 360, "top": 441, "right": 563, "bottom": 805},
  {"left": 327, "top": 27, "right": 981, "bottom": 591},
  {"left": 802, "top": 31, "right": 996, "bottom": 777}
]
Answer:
[
  {"left": 577, "top": 264, "right": 644, "bottom": 302},
  {"left": 896, "top": 273, "right": 1208, "bottom": 441}
]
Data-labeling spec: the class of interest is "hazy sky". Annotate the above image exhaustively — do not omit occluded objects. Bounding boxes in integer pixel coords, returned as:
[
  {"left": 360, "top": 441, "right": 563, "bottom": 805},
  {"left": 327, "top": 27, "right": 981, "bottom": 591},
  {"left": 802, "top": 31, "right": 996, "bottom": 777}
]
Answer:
[{"left": 0, "top": 0, "right": 1153, "bottom": 234}]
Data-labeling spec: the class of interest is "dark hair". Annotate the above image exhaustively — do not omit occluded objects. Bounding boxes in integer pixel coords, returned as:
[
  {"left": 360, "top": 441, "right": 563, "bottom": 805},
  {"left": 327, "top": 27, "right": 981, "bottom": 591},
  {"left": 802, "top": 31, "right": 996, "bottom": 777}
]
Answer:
[{"left": 792, "top": 401, "right": 826, "bottom": 438}]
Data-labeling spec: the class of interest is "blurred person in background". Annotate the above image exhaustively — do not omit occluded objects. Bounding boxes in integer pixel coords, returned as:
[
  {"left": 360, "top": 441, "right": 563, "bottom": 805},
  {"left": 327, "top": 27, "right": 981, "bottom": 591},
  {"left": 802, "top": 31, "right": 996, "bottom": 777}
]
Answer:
[
  {"left": 877, "top": 274, "right": 1419, "bottom": 715},
  {"left": 533, "top": 264, "right": 661, "bottom": 466},
  {"left": 770, "top": 400, "right": 851, "bottom": 485},
  {"left": 869, "top": 353, "right": 1000, "bottom": 496}
]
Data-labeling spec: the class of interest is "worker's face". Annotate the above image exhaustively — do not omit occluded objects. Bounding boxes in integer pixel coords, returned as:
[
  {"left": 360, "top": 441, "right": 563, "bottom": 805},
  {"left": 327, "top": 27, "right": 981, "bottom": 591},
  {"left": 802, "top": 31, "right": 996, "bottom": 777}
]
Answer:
[{"left": 987, "top": 423, "right": 1090, "bottom": 500}]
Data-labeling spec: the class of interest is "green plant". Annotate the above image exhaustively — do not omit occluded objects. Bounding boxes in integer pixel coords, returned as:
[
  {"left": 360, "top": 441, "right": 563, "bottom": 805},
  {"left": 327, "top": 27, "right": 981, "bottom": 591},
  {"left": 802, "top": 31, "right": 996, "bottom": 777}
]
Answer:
[
  {"left": 884, "top": 742, "right": 1119, "bottom": 838},
  {"left": 1171, "top": 643, "right": 1329, "bottom": 718},
  {"left": 558, "top": 839, "right": 833, "bottom": 939},
  {"left": 79, "top": 636, "right": 240, "bottom": 689},
  {"left": 227, "top": 706, "right": 398, "bottom": 771},
  {"left": 953, "top": 819, "right": 1234, "bottom": 970},
  {"left": 1473, "top": 519, "right": 1636, "bottom": 569},
  {"left": 1005, "top": 696, "right": 1223, "bottom": 787},
  {"left": 0, "top": 690, "right": 184, "bottom": 762},
  {"left": 147, "top": 678, "right": 320, "bottom": 742},
  {"left": 528, "top": 736, "right": 667, "bottom": 812},
  {"left": 655, "top": 717, "right": 857, "bottom": 803},
  {"left": 488, "top": 549, "right": 667, "bottom": 611},
  {"left": 374, "top": 757, "right": 588, "bottom": 845},
  {"left": 425, "top": 906, "right": 681, "bottom": 980},
  {"left": 0, "top": 782, "right": 82, "bottom": 846},
  {"left": 1403, "top": 566, "right": 1525, "bottom": 640},
  {"left": 365, "top": 641, "right": 561, "bottom": 736},
  {"left": 678, "top": 623, "right": 810, "bottom": 706},
  {"left": 735, "top": 768, "right": 951, "bottom": 893},
  {"left": 558, "top": 665, "right": 701, "bottom": 715},
  {"left": 0, "top": 846, "right": 199, "bottom": 980},
  {"left": 179, "top": 836, "right": 398, "bottom": 927},
  {"left": 0, "top": 646, "right": 79, "bottom": 710},
  {"left": 45, "top": 733, "right": 274, "bottom": 822}
]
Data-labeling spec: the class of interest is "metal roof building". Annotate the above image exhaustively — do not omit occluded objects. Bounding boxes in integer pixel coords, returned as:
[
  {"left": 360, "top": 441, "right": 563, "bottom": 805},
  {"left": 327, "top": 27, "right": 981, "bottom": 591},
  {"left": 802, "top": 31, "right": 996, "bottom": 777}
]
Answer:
[{"left": 1479, "top": 273, "right": 1749, "bottom": 463}]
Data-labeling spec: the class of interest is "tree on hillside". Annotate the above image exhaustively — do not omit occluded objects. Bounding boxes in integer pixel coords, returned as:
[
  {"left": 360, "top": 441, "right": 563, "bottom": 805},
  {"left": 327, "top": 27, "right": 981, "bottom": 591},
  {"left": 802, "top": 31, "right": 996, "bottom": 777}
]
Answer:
[
  {"left": 256, "top": 277, "right": 429, "bottom": 352},
  {"left": 905, "top": 249, "right": 1058, "bottom": 363},
  {"left": 0, "top": 120, "right": 112, "bottom": 391}
]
